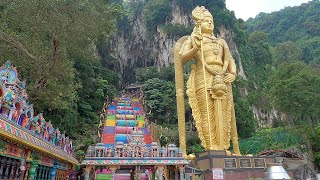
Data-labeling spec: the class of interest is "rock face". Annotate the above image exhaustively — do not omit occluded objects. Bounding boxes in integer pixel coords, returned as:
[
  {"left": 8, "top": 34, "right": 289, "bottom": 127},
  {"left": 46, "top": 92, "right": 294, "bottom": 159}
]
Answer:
[
  {"left": 108, "top": 1, "right": 274, "bottom": 126},
  {"left": 110, "top": 9, "right": 180, "bottom": 73},
  {"left": 110, "top": 2, "right": 245, "bottom": 79}
]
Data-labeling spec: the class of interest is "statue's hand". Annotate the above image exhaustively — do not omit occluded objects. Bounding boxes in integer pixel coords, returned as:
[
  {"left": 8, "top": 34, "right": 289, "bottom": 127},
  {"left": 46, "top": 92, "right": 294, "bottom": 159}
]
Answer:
[
  {"left": 191, "top": 34, "right": 202, "bottom": 49},
  {"left": 224, "top": 73, "right": 236, "bottom": 83}
]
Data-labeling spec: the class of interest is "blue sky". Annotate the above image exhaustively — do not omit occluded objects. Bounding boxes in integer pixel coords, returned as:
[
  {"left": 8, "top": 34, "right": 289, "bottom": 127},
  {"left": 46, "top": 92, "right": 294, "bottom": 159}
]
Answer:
[{"left": 226, "top": 0, "right": 311, "bottom": 20}]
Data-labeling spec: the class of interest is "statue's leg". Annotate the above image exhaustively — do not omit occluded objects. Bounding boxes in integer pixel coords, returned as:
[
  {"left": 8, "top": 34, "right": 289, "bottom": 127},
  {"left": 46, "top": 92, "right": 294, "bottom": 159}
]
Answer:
[{"left": 196, "top": 87, "right": 216, "bottom": 149}]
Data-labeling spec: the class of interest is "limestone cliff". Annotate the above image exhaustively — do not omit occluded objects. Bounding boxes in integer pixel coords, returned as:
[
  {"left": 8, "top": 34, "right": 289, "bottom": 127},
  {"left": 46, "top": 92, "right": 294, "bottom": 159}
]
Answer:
[
  {"left": 106, "top": 1, "right": 274, "bottom": 127},
  {"left": 110, "top": 3, "right": 246, "bottom": 80}
]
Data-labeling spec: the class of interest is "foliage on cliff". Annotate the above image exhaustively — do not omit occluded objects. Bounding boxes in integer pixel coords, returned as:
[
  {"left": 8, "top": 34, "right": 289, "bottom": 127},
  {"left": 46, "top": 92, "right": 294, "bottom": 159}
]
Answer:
[
  {"left": 242, "top": 0, "right": 320, "bottom": 167},
  {"left": 246, "top": 0, "right": 320, "bottom": 64},
  {"left": 0, "top": 0, "right": 123, "bottom": 150}
]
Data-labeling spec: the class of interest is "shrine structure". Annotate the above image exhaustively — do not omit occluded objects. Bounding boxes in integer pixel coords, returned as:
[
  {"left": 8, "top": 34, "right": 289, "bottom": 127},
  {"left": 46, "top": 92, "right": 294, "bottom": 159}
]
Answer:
[
  {"left": 81, "top": 94, "right": 189, "bottom": 180},
  {"left": 0, "top": 61, "right": 79, "bottom": 179}
]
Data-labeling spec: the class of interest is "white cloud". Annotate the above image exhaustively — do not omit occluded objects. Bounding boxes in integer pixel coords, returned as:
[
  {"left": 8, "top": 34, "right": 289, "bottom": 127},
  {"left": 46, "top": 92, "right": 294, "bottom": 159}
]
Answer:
[{"left": 226, "top": 0, "right": 310, "bottom": 20}]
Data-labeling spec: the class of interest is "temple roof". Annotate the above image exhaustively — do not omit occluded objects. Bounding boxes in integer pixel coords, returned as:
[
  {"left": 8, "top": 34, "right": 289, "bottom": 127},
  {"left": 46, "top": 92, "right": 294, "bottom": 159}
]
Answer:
[
  {"left": 0, "top": 61, "right": 78, "bottom": 166},
  {"left": 0, "top": 114, "right": 78, "bottom": 165}
]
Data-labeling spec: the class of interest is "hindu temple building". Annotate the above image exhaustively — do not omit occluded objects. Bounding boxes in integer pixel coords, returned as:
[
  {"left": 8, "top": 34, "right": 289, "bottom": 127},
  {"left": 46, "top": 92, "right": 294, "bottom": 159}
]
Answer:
[
  {"left": 81, "top": 92, "right": 189, "bottom": 180},
  {"left": 0, "top": 61, "right": 79, "bottom": 179}
]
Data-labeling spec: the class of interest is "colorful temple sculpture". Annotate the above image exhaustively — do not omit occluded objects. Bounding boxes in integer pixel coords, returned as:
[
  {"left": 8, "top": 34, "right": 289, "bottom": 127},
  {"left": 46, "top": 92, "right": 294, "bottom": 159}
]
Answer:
[
  {"left": 0, "top": 61, "right": 79, "bottom": 179},
  {"left": 81, "top": 95, "right": 189, "bottom": 180}
]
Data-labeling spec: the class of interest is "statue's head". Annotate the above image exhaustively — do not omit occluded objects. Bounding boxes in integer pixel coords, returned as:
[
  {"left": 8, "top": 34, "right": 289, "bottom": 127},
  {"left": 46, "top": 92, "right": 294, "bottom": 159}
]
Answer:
[
  {"left": 192, "top": 6, "right": 214, "bottom": 34},
  {"left": 192, "top": 6, "right": 213, "bottom": 21}
]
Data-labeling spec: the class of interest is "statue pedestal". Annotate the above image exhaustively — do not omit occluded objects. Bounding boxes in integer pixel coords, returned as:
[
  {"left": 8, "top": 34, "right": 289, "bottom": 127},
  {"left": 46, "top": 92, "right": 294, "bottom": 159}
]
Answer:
[
  {"left": 196, "top": 150, "right": 227, "bottom": 169},
  {"left": 192, "top": 150, "right": 276, "bottom": 180}
]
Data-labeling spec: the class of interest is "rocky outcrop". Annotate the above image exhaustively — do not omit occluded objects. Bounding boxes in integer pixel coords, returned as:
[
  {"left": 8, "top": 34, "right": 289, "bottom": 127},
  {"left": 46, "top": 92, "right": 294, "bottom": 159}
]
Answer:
[
  {"left": 108, "top": 1, "right": 272, "bottom": 126},
  {"left": 110, "top": 2, "right": 246, "bottom": 80}
]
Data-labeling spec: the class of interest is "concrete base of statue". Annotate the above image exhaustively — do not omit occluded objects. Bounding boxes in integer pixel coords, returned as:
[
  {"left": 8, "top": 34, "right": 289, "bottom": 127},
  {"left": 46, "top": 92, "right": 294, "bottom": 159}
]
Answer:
[{"left": 192, "top": 150, "right": 278, "bottom": 180}]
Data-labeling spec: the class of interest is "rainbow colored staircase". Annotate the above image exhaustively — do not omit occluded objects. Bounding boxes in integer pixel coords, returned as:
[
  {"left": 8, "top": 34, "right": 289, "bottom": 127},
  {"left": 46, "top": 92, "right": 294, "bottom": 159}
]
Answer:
[
  {"left": 102, "top": 97, "right": 151, "bottom": 147},
  {"left": 82, "top": 95, "right": 188, "bottom": 180}
]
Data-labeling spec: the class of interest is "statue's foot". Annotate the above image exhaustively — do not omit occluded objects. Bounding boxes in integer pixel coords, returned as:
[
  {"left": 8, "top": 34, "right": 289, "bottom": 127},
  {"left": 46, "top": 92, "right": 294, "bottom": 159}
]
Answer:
[{"left": 226, "top": 150, "right": 232, "bottom": 156}]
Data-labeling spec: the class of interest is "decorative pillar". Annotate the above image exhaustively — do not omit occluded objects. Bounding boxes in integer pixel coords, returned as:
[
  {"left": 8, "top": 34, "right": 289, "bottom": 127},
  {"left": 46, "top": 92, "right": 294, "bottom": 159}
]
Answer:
[
  {"left": 135, "top": 166, "right": 140, "bottom": 180},
  {"left": 14, "top": 160, "right": 21, "bottom": 179},
  {"left": 4, "top": 158, "right": 12, "bottom": 179},
  {"left": 157, "top": 166, "right": 164, "bottom": 180},
  {"left": 42, "top": 166, "right": 47, "bottom": 180},
  {"left": 178, "top": 165, "right": 185, "bottom": 180},
  {"left": 66, "top": 170, "right": 73, "bottom": 180},
  {"left": 28, "top": 160, "right": 39, "bottom": 180},
  {"left": 109, "top": 166, "right": 117, "bottom": 180},
  {"left": 45, "top": 167, "right": 51, "bottom": 180},
  {"left": 55, "top": 170, "right": 59, "bottom": 180},
  {"left": 150, "top": 168, "right": 155, "bottom": 180},
  {"left": 41, "top": 166, "right": 46, "bottom": 180},
  {"left": 43, "top": 166, "right": 48, "bottom": 180},
  {"left": 0, "top": 157, "right": 7, "bottom": 178},
  {"left": 50, "top": 164, "right": 57, "bottom": 180},
  {"left": 175, "top": 168, "right": 179, "bottom": 180},
  {"left": 84, "top": 166, "right": 92, "bottom": 180},
  {"left": 9, "top": 159, "right": 17, "bottom": 179},
  {"left": 36, "top": 165, "right": 41, "bottom": 180},
  {"left": 24, "top": 163, "right": 31, "bottom": 180},
  {"left": 19, "top": 159, "right": 26, "bottom": 179},
  {"left": 72, "top": 171, "right": 77, "bottom": 180}
]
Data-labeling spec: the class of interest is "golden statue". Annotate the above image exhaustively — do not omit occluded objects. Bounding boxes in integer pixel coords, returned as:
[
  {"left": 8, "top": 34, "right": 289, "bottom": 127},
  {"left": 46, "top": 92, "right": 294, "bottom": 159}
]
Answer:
[{"left": 174, "top": 6, "right": 240, "bottom": 159}]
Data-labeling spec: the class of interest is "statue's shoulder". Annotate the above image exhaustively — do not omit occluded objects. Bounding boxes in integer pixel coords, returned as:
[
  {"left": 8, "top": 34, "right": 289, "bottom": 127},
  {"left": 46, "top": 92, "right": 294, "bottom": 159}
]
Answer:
[
  {"left": 176, "top": 36, "right": 190, "bottom": 46},
  {"left": 215, "top": 38, "right": 227, "bottom": 45},
  {"left": 175, "top": 35, "right": 190, "bottom": 52}
]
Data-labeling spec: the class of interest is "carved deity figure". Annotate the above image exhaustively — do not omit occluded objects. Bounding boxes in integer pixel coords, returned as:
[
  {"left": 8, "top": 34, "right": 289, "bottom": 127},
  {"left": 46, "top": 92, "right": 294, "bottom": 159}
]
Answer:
[
  {"left": 12, "top": 109, "right": 19, "bottom": 123},
  {"left": 174, "top": 6, "right": 240, "bottom": 159},
  {"left": 34, "top": 123, "right": 41, "bottom": 135}
]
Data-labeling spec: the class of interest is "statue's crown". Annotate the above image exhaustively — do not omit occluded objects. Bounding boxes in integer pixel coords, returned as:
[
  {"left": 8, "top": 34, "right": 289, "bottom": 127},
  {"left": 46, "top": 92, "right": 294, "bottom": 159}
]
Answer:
[{"left": 192, "top": 6, "right": 213, "bottom": 22}]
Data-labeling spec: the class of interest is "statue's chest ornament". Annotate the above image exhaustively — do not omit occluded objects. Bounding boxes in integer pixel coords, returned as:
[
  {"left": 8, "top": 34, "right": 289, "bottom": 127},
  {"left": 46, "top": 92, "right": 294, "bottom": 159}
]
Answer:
[{"left": 210, "top": 42, "right": 221, "bottom": 55}]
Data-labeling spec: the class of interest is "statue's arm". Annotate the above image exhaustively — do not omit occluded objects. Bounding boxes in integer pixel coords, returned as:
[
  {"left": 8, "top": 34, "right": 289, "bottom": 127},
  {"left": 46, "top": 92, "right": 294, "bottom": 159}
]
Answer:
[
  {"left": 222, "top": 40, "right": 237, "bottom": 83},
  {"left": 180, "top": 37, "right": 199, "bottom": 64},
  {"left": 228, "top": 59, "right": 236, "bottom": 75},
  {"left": 222, "top": 40, "right": 237, "bottom": 76}
]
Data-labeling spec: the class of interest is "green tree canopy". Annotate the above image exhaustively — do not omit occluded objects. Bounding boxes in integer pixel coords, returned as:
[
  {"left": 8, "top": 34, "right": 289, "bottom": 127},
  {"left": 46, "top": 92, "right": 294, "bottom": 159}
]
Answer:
[
  {"left": 0, "top": 0, "right": 123, "bottom": 144},
  {"left": 141, "top": 78, "right": 176, "bottom": 124},
  {"left": 273, "top": 41, "right": 303, "bottom": 64},
  {"left": 267, "top": 62, "right": 320, "bottom": 124}
]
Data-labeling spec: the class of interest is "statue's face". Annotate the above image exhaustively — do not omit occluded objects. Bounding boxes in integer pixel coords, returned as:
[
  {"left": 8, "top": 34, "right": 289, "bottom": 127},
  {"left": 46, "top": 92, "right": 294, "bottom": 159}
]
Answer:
[{"left": 201, "top": 17, "right": 214, "bottom": 34}]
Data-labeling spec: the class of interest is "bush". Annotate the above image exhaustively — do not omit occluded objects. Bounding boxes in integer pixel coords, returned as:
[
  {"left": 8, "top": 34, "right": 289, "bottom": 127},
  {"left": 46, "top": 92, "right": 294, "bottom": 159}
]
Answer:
[
  {"left": 143, "top": 0, "right": 171, "bottom": 35},
  {"left": 161, "top": 23, "right": 193, "bottom": 38}
]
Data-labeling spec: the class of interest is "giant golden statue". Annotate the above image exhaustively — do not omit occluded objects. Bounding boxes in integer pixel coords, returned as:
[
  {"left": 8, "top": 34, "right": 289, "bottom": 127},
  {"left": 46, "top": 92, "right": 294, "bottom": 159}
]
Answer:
[{"left": 174, "top": 6, "right": 240, "bottom": 159}]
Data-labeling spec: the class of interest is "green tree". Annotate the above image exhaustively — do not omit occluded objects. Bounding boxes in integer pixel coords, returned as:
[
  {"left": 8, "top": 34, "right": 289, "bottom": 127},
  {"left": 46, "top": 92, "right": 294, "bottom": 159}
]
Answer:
[
  {"left": 267, "top": 62, "right": 320, "bottom": 125},
  {"left": 141, "top": 78, "right": 176, "bottom": 124},
  {"left": 143, "top": 0, "right": 171, "bottom": 35},
  {"left": 273, "top": 42, "right": 303, "bottom": 64},
  {"left": 299, "top": 37, "right": 320, "bottom": 64},
  {"left": 0, "top": 0, "right": 122, "bottom": 142}
]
